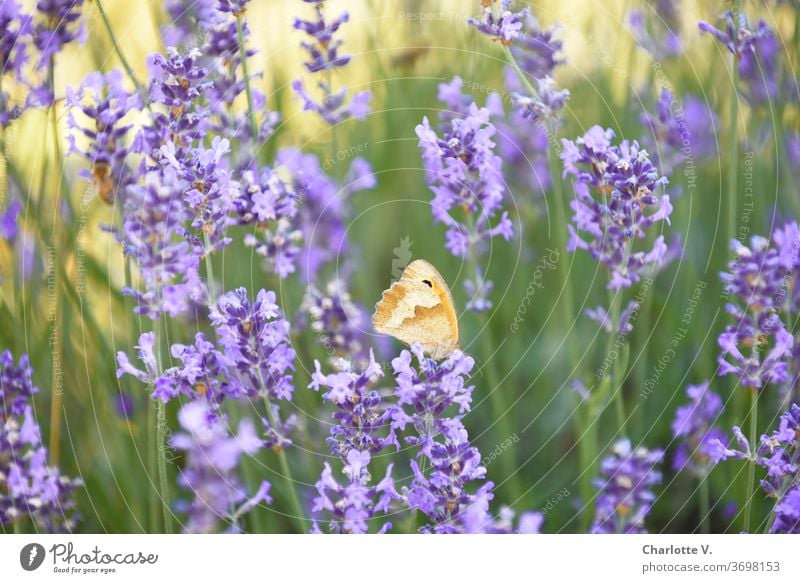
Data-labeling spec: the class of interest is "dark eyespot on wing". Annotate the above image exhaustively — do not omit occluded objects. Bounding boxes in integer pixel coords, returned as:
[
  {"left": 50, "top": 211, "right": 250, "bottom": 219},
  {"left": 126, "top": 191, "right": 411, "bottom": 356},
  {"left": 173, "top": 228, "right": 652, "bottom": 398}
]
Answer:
[{"left": 422, "top": 279, "right": 432, "bottom": 288}]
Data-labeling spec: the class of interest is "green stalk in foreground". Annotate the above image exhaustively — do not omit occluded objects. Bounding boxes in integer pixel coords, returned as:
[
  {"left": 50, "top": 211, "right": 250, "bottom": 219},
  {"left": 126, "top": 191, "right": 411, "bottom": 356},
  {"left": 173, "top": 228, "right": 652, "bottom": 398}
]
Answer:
[
  {"left": 502, "top": 44, "right": 589, "bottom": 514},
  {"left": 726, "top": 6, "right": 741, "bottom": 254},
  {"left": 95, "top": 0, "right": 147, "bottom": 102},
  {"left": 743, "top": 387, "right": 758, "bottom": 532}
]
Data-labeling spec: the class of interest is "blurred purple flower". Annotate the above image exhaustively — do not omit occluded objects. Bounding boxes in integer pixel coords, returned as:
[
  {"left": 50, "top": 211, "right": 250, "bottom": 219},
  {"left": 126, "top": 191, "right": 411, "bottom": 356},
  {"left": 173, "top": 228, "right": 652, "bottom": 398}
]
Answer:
[
  {"left": 171, "top": 400, "right": 270, "bottom": 533},
  {"left": 510, "top": 11, "right": 565, "bottom": 80},
  {"left": 698, "top": 11, "right": 770, "bottom": 57},
  {"left": 292, "top": 0, "right": 370, "bottom": 124},
  {"left": 0, "top": 0, "right": 32, "bottom": 80},
  {"left": 66, "top": 70, "right": 141, "bottom": 204},
  {"left": 591, "top": 438, "right": 663, "bottom": 534},
  {"left": 0, "top": 199, "right": 22, "bottom": 244},
  {"left": 718, "top": 232, "right": 797, "bottom": 389},
  {"left": 32, "top": 0, "right": 85, "bottom": 71},
  {"left": 771, "top": 486, "right": 800, "bottom": 534},
  {"left": 671, "top": 382, "right": 726, "bottom": 475},
  {"left": 629, "top": 0, "right": 682, "bottom": 59},
  {"left": 468, "top": 0, "right": 528, "bottom": 45},
  {"left": 640, "top": 89, "right": 718, "bottom": 179}
]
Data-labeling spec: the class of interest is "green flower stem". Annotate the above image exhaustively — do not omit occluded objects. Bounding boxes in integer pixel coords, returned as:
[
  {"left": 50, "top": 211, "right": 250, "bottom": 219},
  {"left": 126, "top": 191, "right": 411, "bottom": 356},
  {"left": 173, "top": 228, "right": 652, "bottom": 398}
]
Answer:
[
  {"left": 256, "top": 368, "right": 307, "bottom": 533},
  {"left": 153, "top": 323, "right": 174, "bottom": 534},
  {"left": 236, "top": 14, "right": 259, "bottom": 141},
  {"left": 727, "top": 2, "right": 741, "bottom": 256},
  {"left": 503, "top": 43, "right": 588, "bottom": 511},
  {"left": 699, "top": 473, "right": 711, "bottom": 534},
  {"left": 743, "top": 386, "right": 758, "bottom": 532},
  {"left": 95, "top": 0, "right": 147, "bottom": 102}
]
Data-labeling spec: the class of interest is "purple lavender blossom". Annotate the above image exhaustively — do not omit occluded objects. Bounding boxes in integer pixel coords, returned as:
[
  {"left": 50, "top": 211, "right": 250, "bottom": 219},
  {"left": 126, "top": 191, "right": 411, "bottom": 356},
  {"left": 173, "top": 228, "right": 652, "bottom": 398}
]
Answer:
[
  {"left": 467, "top": 0, "right": 528, "bottom": 45},
  {"left": 302, "top": 279, "right": 374, "bottom": 367},
  {"left": 311, "top": 449, "right": 398, "bottom": 534},
  {"left": 698, "top": 12, "right": 771, "bottom": 57},
  {"left": 66, "top": 70, "right": 141, "bottom": 204},
  {"left": 562, "top": 126, "right": 674, "bottom": 289},
  {"left": 171, "top": 400, "right": 271, "bottom": 533},
  {"left": 0, "top": 1, "right": 32, "bottom": 80},
  {"left": 309, "top": 352, "right": 400, "bottom": 533},
  {"left": 238, "top": 164, "right": 302, "bottom": 279},
  {"left": 509, "top": 12, "right": 565, "bottom": 80},
  {"left": 671, "top": 382, "right": 726, "bottom": 475},
  {"left": 0, "top": 199, "right": 22, "bottom": 245},
  {"left": 710, "top": 404, "right": 799, "bottom": 498},
  {"left": 210, "top": 288, "right": 296, "bottom": 403},
  {"left": 417, "top": 103, "right": 512, "bottom": 309},
  {"left": 309, "top": 349, "right": 392, "bottom": 457},
  {"left": 32, "top": 0, "right": 85, "bottom": 71},
  {"left": 388, "top": 344, "right": 539, "bottom": 533},
  {"left": 718, "top": 234, "right": 795, "bottom": 388},
  {"left": 159, "top": 136, "right": 236, "bottom": 255},
  {"left": 629, "top": 0, "right": 682, "bottom": 58},
  {"left": 1, "top": 350, "right": 81, "bottom": 532},
  {"left": 640, "top": 90, "right": 719, "bottom": 178},
  {"left": 591, "top": 439, "right": 663, "bottom": 534},
  {"left": 116, "top": 167, "right": 206, "bottom": 319},
  {"left": 292, "top": 1, "right": 370, "bottom": 124},
  {"left": 139, "top": 48, "right": 212, "bottom": 157},
  {"left": 771, "top": 486, "right": 800, "bottom": 534}
]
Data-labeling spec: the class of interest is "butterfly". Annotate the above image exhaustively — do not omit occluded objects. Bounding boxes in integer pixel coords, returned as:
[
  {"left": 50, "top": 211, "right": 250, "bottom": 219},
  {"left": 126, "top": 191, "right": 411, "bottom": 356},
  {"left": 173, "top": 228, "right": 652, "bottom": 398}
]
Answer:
[{"left": 371, "top": 259, "right": 460, "bottom": 360}]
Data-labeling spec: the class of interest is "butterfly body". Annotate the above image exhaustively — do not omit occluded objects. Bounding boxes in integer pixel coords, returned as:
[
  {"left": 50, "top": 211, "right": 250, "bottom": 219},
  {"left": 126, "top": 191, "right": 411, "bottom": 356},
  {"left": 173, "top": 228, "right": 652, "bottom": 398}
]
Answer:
[{"left": 372, "top": 259, "right": 460, "bottom": 359}]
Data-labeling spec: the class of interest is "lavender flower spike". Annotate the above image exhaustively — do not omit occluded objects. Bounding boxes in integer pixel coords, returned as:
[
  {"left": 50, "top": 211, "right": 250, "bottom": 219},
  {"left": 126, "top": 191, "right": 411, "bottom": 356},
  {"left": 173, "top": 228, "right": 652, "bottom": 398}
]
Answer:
[
  {"left": 591, "top": 439, "right": 663, "bottom": 534},
  {"left": 561, "top": 126, "right": 673, "bottom": 290}
]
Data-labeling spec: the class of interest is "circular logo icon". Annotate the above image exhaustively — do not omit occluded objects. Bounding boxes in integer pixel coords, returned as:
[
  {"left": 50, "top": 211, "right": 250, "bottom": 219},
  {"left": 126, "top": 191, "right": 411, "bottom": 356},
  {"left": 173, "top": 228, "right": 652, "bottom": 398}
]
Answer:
[{"left": 20, "top": 543, "right": 46, "bottom": 571}]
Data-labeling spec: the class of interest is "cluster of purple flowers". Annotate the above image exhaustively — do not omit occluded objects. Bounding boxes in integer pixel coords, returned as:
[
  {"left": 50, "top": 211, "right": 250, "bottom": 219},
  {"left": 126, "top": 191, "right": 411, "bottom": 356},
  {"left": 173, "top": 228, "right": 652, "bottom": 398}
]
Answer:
[
  {"left": 670, "top": 382, "right": 726, "bottom": 476},
  {"left": 118, "top": 288, "right": 297, "bottom": 447},
  {"left": 710, "top": 404, "right": 800, "bottom": 533},
  {"left": 171, "top": 400, "right": 271, "bottom": 533},
  {"left": 309, "top": 352, "right": 399, "bottom": 533},
  {"left": 1, "top": 0, "right": 87, "bottom": 120},
  {"left": 292, "top": 0, "right": 370, "bottom": 124},
  {"left": 0, "top": 350, "right": 81, "bottom": 532},
  {"left": 591, "top": 439, "right": 663, "bottom": 533},
  {"left": 717, "top": 227, "right": 798, "bottom": 389},
  {"left": 389, "top": 344, "right": 541, "bottom": 533},
  {"left": 416, "top": 98, "right": 512, "bottom": 310},
  {"left": 561, "top": 126, "right": 674, "bottom": 290}
]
